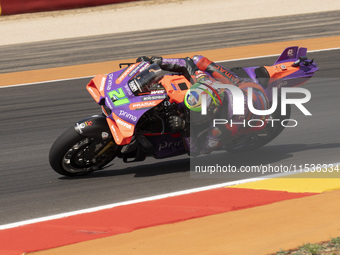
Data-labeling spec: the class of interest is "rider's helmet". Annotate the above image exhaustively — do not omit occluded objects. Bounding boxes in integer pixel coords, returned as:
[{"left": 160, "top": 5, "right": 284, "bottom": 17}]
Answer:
[
  {"left": 184, "top": 82, "right": 224, "bottom": 125},
  {"left": 184, "top": 84, "right": 202, "bottom": 112}
]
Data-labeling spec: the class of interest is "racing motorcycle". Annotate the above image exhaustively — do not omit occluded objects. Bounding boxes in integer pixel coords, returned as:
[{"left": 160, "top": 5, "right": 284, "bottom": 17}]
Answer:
[{"left": 49, "top": 46, "right": 318, "bottom": 176}]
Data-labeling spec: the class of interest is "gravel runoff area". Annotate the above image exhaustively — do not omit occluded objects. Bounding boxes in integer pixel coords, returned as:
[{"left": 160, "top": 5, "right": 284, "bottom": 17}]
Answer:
[{"left": 1, "top": 0, "right": 340, "bottom": 46}]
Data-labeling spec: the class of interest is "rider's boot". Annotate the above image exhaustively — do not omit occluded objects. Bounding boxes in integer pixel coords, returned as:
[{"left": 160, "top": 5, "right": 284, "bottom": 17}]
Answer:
[{"left": 200, "top": 127, "right": 222, "bottom": 154}]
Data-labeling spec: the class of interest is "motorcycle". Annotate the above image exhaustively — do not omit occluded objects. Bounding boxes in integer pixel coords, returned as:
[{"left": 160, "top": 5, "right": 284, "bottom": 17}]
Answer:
[{"left": 49, "top": 46, "right": 318, "bottom": 176}]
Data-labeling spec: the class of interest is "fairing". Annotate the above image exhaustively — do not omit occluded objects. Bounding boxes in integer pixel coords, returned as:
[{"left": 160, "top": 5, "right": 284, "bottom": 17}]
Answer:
[{"left": 86, "top": 62, "right": 192, "bottom": 145}]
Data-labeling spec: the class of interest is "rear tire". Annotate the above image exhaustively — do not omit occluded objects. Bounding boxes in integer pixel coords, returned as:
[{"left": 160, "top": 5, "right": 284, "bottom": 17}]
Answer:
[
  {"left": 49, "top": 127, "right": 118, "bottom": 176},
  {"left": 227, "top": 104, "right": 291, "bottom": 153}
]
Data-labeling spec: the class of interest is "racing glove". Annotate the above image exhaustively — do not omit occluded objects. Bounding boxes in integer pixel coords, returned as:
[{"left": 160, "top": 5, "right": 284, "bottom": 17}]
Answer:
[
  {"left": 136, "top": 56, "right": 151, "bottom": 62},
  {"left": 168, "top": 115, "right": 186, "bottom": 131},
  {"left": 136, "top": 56, "right": 162, "bottom": 64}
]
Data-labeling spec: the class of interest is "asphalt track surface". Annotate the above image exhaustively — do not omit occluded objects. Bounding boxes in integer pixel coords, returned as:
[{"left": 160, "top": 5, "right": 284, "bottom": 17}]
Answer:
[{"left": 0, "top": 12, "right": 340, "bottom": 225}]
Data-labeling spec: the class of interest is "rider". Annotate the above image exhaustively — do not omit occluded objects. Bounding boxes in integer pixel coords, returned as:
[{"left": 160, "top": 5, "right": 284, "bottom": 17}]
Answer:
[{"left": 137, "top": 55, "right": 269, "bottom": 155}]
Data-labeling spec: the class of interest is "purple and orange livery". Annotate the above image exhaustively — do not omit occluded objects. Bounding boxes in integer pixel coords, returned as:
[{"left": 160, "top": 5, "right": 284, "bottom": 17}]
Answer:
[
  {"left": 87, "top": 62, "right": 192, "bottom": 145},
  {"left": 86, "top": 46, "right": 318, "bottom": 147}
]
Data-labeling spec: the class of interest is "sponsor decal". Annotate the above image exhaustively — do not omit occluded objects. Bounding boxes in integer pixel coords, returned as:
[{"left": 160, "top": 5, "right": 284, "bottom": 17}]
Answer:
[
  {"left": 101, "top": 132, "right": 109, "bottom": 140},
  {"left": 128, "top": 62, "right": 145, "bottom": 77},
  {"left": 287, "top": 49, "right": 294, "bottom": 57},
  {"left": 124, "top": 84, "right": 133, "bottom": 96},
  {"left": 110, "top": 125, "right": 120, "bottom": 142},
  {"left": 116, "top": 118, "right": 132, "bottom": 130},
  {"left": 88, "top": 87, "right": 99, "bottom": 101},
  {"left": 106, "top": 73, "right": 114, "bottom": 91},
  {"left": 99, "top": 77, "right": 106, "bottom": 92},
  {"left": 119, "top": 110, "right": 137, "bottom": 122},
  {"left": 151, "top": 90, "right": 165, "bottom": 94},
  {"left": 128, "top": 80, "right": 140, "bottom": 93},
  {"left": 212, "top": 63, "right": 241, "bottom": 84},
  {"left": 158, "top": 140, "right": 183, "bottom": 151},
  {"left": 138, "top": 62, "right": 150, "bottom": 73},
  {"left": 129, "top": 100, "right": 161, "bottom": 110},
  {"left": 76, "top": 121, "right": 93, "bottom": 134},
  {"left": 105, "top": 97, "right": 114, "bottom": 109},
  {"left": 116, "top": 63, "right": 138, "bottom": 84},
  {"left": 141, "top": 94, "right": 166, "bottom": 101},
  {"left": 108, "top": 88, "right": 130, "bottom": 107}
]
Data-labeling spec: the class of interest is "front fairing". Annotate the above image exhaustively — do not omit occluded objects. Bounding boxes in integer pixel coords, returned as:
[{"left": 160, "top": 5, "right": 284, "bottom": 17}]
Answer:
[
  {"left": 85, "top": 62, "right": 192, "bottom": 145},
  {"left": 86, "top": 62, "right": 167, "bottom": 145},
  {"left": 104, "top": 68, "right": 165, "bottom": 145}
]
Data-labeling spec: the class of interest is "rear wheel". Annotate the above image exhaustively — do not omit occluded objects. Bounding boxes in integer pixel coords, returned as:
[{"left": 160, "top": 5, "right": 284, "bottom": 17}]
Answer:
[
  {"left": 227, "top": 104, "right": 291, "bottom": 153},
  {"left": 49, "top": 127, "right": 119, "bottom": 176}
]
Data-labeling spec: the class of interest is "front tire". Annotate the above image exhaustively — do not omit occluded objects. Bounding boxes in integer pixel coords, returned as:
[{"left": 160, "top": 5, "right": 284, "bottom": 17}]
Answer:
[{"left": 49, "top": 127, "right": 119, "bottom": 176}]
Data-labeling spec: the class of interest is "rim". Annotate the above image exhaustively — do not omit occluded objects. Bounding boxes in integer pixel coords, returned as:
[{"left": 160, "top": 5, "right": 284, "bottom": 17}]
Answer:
[{"left": 62, "top": 138, "right": 117, "bottom": 174}]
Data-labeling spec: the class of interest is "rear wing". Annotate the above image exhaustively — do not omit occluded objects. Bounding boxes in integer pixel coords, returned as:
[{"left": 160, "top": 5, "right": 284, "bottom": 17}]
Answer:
[{"left": 274, "top": 46, "right": 307, "bottom": 64}]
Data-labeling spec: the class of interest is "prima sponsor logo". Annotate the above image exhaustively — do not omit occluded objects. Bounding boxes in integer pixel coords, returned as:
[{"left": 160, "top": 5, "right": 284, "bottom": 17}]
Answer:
[
  {"left": 158, "top": 140, "right": 183, "bottom": 151},
  {"left": 119, "top": 110, "right": 137, "bottom": 122},
  {"left": 116, "top": 118, "right": 132, "bottom": 130},
  {"left": 106, "top": 73, "right": 114, "bottom": 91},
  {"left": 124, "top": 84, "right": 133, "bottom": 96}
]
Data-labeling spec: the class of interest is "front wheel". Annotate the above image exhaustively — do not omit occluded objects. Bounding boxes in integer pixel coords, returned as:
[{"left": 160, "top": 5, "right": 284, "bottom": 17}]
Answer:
[{"left": 49, "top": 127, "right": 119, "bottom": 176}]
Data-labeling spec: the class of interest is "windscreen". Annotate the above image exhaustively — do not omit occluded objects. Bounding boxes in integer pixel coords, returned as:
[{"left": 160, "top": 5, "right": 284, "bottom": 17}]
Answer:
[{"left": 128, "top": 63, "right": 164, "bottom": 95}]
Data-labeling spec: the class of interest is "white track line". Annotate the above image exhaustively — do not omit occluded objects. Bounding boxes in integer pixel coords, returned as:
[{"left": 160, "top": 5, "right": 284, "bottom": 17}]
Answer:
[
  {"left": 1, "top": 47, "right": 340, "bottom": 89},
  {"left": 0, "top": 172, "right": 297, "bottom": 230},
  {"left": 1, "top": 162, "right": 340, "bottom": 230}
]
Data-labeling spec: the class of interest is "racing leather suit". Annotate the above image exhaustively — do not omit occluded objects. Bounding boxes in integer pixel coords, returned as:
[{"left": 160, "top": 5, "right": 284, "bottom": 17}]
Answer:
[{"left": 138, "top": 55, "right": 269, "bottom": 155}]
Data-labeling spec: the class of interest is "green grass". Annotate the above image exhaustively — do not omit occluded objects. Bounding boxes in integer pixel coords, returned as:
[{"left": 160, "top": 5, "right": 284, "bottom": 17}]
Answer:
[{"left": 275, "top": 237, "right": 340, "bottom": 255}]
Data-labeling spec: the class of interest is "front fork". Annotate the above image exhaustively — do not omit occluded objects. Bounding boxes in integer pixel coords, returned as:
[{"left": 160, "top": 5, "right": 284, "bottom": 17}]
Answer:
[{"left": 74, "top": 115, "right": 118, "bottom": 157}]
